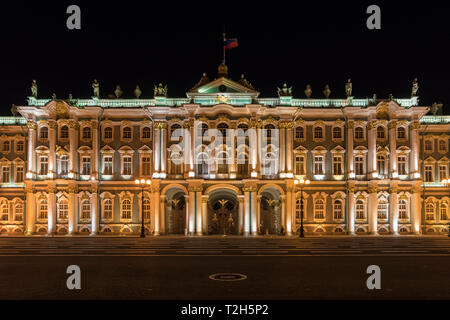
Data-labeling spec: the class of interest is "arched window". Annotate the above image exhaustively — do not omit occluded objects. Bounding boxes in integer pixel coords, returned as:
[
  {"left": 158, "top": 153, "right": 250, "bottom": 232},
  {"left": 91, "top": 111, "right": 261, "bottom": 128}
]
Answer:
[
  {"left": 0, "top": 200, "right": 9, "bottom": 221},
  {"left": 169, "top": 124, "right": 181, "bottom": 139},
  {"left": 217, "top": 123, "right": 228, "bottom": 138},
  {"left": 262, "top": 152, "right": 277, "bottom": 176},
  {"left": 103, "top": 199, "right": 113, "bottom": 220},
  {"left": 104, "top": 127, "right": 113, "bottom": 139},
  {"left": 14, "top": 203, "right": 23, "bottom": 221},
  {"left": 376, "top": 126, "right": 385, "bottom": 139},
  {"left": 377, "top": 155, "right": 386, "bottom": 176},
  {"left": 397, "top": 127, "right": 406, "bottom": 139},
  {"left": 333, "top": 199, "right": 343, "bottom": 219},
  {"left": 81, "top": 199, "right": 91, "bottom": 220},
  {"left": 295, "top": 126, "right": 304, "bottom": 140},
  {"left": 237, "top": 152, "right": 249, "bottom": 177},
  {"left": 314, "top": 126, "right": 323, "bottom": 139},
  {"left": 39, "top": 199, "right": 48, "bottom": 219},
  {"left": 142, "top": 127, "right": 151, "bottom": 139},
  {"left": 143, "top": 199, "right": 151, "bottom": 220},
  {"left": 58, "top": 199, "right": 68, "bottom": 219},
  {"left": 399, "top": 199, "right": 408, "bottom": 219},
  {"left": 16, "top": 140, "right": 24, "bottom": 152},
  {"left": 3, "top": 141, "right": 9, "bottom": 152},
  {"left": 354, "top": 127, "right": 364, "bottom": 140},
  {"left": 424, "top": 140, "right": 433, "bottom": 152},
  {"left": 356, "top": 199, "right": 365, "bottom": 219},
  {"left": 441, "top": 203, "right": 448, "bottom": 221},
  {"left": 197, "top": 153, "right": 209, "bottom": 176},
  {"left": 82, "top": 127, "right": 91, "bottom": 139},
  {"left": 332, "top": 127, "right": 342, "bottom": 139},
  {"left": 201, "top": 123, "right": 209, "bottom": 136},
  {"left": 425, "top": 202, "right": 435, "bottom": 221},
  {"left": 40, "top": 127, "right": 48, "bottom": 139},
  {"left": 377, "top": 198, "right": 388, "bottom": 219},
  {"left": 438, "top": 140, "right": 447, "bottom": 153},
  {"left": 121, "top": 199, "right": 131, "bottom": 219},
  {"left": 170, "top": 150, "right": 183, "bottom": 175},
  {"left": 314, "top": 199, "right": 325, "bottom": 220},
  {"left": 265, "top": 124, "right": 275, "bottom": 138},
  {"left": 60, "top": 125, "right": 69, "bottom": 139},
  {"left": 123, "top": 127, "right": 132, "bottom": 139}
]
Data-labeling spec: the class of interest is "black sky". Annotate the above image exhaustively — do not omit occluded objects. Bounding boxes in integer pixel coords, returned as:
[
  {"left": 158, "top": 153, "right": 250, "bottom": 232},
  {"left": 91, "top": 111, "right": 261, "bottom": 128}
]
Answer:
[{"left": 1, "top": 1, "right": 449, "bottom": 115}]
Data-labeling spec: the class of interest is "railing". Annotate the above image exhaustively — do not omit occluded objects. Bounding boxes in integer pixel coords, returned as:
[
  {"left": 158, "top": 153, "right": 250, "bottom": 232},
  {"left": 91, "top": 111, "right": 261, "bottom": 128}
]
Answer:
[
  {"left": 0, "top": 117, "right": 27, "bottom": 125},
  {"left": 420, "top": 115, "right": 450, "bottom": 124}
]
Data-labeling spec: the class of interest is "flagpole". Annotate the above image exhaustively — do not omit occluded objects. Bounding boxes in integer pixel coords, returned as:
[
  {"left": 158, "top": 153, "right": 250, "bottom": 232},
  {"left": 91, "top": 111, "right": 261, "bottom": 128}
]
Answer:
[{"left": 222, "top": 33, "right": 226, "bottom": 64}]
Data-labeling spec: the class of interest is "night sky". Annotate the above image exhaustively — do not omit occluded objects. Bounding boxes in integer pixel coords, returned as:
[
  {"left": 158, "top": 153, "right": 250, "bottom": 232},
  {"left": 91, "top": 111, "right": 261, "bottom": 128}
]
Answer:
[{"left": 1, "top": 1, "right": 449, "bottom": 115}]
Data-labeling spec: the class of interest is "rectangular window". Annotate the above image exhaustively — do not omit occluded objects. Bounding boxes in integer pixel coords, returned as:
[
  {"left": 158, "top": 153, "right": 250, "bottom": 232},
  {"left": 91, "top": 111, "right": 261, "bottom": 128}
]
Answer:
[
  {"left": 398, "top": 156, "right": 407, "bottom": 175},
  {"left": 16, "top": 141, "right": 24, "bottom": 152},
  {"left": 40, "top": 156, "right": 48, "bottom": 175},
  {"left": 377, "top": 203, "right": 388, "bottom": 219},
  {"left": 314, "top": 156, "right": 324, "bottom": 175},
  {"left": 439, "top": 165, "right": 448, "bottom": 181},
  {"left": 142, "top": 157, "right": 151, "bottom": 176},
  {"left": 424, "top": 165, "right": 433, "bottom": 182},
  {"left": 355, "top": 156, "right": 364, "bottom": 175},
  {"left": 295, "top": 155, "right": 305, "bottom": 175},
  {"left": 103, "top": 156, "right": 113, "bottom": 175},
  {"left": 2, "top": 167, "right": 10, "bottom": 183},
  {"left": 333, "top": 156, "right": 343, "bottom": 175},
  {"left": 82, "top": 157, "right": 91, "bottom": 176},
  {"left": 15, "top": 166, "right": 23, "bottom": 183},
  {"left": 123, "top": 156, "right": 132, "bottom": 175}
]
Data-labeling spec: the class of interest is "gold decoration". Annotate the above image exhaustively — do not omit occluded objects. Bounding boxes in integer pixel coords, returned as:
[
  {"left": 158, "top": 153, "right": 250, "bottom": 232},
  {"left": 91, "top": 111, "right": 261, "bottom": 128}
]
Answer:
[{"left": 27, "top": 121, "right": 37, "bottom": 130}]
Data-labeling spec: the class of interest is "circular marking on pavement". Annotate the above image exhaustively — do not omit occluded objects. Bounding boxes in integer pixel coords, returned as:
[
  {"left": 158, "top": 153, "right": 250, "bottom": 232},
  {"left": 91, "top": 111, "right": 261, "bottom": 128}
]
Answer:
[{"left": 209, "top": 273, "right": 247, "bottom": 281}]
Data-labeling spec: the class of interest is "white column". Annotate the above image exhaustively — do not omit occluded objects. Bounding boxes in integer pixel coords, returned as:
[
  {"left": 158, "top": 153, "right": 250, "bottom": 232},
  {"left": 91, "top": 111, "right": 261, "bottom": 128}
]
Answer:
[
  {"left": 347, "top": 186, "right": 355, "bottom": 235},
  {"left": 411, "top": 184, "right": 422, "bottom": 234},
  {"left": 368, "top": 187, "right": 378, "bottom": 235},
  {"left": 153, "top": 187, "right": 160, "bottom": 235},
  {"left": 250, "top": 189, "right": 257, "bottom": 235},
  {"left": 281, "top": 195, "right": 286, "bottom": 233},
  {"left": 286, "top": 124, "right": 293, "bottom": 176},
  {"left": 389, "top": 186, "right": 399, "bottom": 235},
  {"left": 238, "top": 196, "right": 244, "bottom": 235},
  {"left": 69, "top": 121, "right": 78, "bottom": 178},
  {"left": 92, "top": 121, "right": 99, "bottom": 180},
  {"left": 368, "top": 121, "right": 377, "bottom": 179},
  {"left": 67, "top": 186, "right": 77, "bottom": 235},
  {"left": 244, "top": 189, "right": 250, "bottom": 235},
  {"left": 347, "top": 121, "right": 354, "bottom": 178},
  {"left": 196, "top": 191, "right": 202, "bottom": 235},
  {"left": 256, "top": 195, "right": 261, "bottom": 234},
  {"left": 389, "top": 121, "right": 397, "bottom": 178},
  {"left": 202, "top": 196, "right": 208, "bottom": 234},
  {"left": 160, "top": 123, "right": 167, "bottom": 176},
  {"left": 160, "top": 195, "right": 166, "bottom": 235},
  {"left": 286, "top": 183, "right": 293, "bottom": 235},
  {"left": 184, "top": 195, "right": 189, "bottom": 235},
  {"left": 280, "top": 123, "right": 286, "bottom": 176},
  {"left": 410, "top": 121, "right": 420, "bottom": 178},
  {"left": 188, "top": 188, "right": 196, "bottom": 234},
  {"left": 90, "top": 190, "right": 98, "bottom": 236},
  {"left": 25, "top": 187, "right": 35, "bottom": 235},
  {"left": 153, "top": 124, "right": 161, "bottom": 175},
  {"left": 27, "top": 122, "right": 37, "bottom": 177},
  {"left": 47, "top": 188, "right": 56, "bottom": 234},
  {"left": 48, "top": 121, "right": 57, "bottom": 178}
]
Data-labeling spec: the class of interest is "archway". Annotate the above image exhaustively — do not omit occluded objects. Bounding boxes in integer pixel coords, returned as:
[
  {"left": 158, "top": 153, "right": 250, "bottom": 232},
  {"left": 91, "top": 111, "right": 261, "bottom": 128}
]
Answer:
[
  {"left": 207, "top": 189, "right": 238, "bottom": 235},
  {"left": 165, "top": 188, "right": 187, "bottom": 234},
  {"left": 260, "top": 188, "right": 282, "bottom": 235}
]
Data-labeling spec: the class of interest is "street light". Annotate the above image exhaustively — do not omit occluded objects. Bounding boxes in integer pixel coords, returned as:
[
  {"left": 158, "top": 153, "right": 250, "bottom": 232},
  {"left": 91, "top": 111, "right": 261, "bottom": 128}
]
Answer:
[
  {"left": 294, "top": 178, "right": 310, "bottom": 237},
  {"left": 135, "top": 178, "right": 151, "bottom": 238}
]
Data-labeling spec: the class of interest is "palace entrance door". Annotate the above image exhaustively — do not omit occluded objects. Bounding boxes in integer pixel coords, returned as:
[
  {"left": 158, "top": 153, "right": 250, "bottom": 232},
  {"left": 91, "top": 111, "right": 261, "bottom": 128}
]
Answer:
[{"left": 166, "top": 196, "right": 186, "bottom": 234}]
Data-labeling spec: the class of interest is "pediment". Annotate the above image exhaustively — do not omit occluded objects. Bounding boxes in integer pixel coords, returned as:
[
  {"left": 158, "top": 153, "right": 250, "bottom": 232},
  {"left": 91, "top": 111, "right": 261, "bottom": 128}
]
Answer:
[{"left": 187, "top": 77, "right": 258, "bottom": 95}]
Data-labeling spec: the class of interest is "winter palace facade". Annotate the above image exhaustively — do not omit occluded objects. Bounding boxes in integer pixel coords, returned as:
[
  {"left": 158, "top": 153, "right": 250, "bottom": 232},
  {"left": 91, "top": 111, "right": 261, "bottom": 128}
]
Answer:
[{"left": 0, "top": 64, "right": 449, "bottom": 236}]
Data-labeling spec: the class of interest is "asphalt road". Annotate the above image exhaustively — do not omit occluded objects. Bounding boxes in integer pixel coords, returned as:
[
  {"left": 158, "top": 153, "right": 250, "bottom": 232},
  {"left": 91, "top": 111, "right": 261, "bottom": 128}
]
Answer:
[{"left": 0, "top": 236, "right": 448, "bottom": 300}]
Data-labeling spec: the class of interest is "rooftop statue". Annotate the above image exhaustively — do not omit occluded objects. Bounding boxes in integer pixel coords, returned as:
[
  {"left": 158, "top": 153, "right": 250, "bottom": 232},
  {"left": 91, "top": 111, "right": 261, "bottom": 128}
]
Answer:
[
  {"left": 238, "top": 74, "right": 255, "bottom": 90},
  {"left": 191, "top": 73, "right": 210, "bottom": 91},
  {"left": 304, "top": 84, "right": 312, "bottom": 99},
  {"left": 114, "top": 85, "right": 123, "bottom": 99},
  {"left": 323, "top": 85, "right": 331, "bottom": 98},
  {"left": 31, "top": 80, "right": 38, "bottom": 98},
  {"left": 411, "top": 77, "right": 419, "bottom": 97},
  {"left": 92, "top": 79, "right": 100, "bottom": 98},
  {"left": 278, "top": 83, "right": 292, "bottom": 96},
  {"left": 154, "top": 83, "right": 168, "bottom": 97},
  {"left": 134, "top": 85, "right": 142, "bottom": 99},
  {"left": 345, "top": 79, "right": 352, "bottom": 97}
]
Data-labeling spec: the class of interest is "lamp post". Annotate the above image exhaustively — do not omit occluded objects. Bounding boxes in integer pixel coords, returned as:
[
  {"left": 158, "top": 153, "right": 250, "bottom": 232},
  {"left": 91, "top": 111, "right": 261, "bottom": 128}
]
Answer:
[
  {"left": 294, "top": 178, "right": 310, "bottom": 237},
  {"left": 135, "top": 178, "right": 151, "bottom": 238},
  {"left": 442, "top": 179, "right": 449, "bottom": 237}
]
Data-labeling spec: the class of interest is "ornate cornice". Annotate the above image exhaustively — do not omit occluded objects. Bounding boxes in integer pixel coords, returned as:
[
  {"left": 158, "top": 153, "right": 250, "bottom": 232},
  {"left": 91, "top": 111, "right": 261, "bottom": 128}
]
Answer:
[{"left": 27, "top": 121, "right": 37, "bottom": 130}]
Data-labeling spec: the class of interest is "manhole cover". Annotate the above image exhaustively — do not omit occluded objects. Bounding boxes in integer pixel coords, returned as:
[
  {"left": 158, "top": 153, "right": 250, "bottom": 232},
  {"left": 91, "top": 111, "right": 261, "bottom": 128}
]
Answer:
[{"left": 209, "top": 273, "right": 247, "bottom": 281}]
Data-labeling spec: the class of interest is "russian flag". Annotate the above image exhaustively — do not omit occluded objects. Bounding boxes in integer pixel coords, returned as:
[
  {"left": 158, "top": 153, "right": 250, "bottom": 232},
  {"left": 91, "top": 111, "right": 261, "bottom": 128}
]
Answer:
[{"left": 224, "top": 38, "right": 238, "bottom": 50}]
